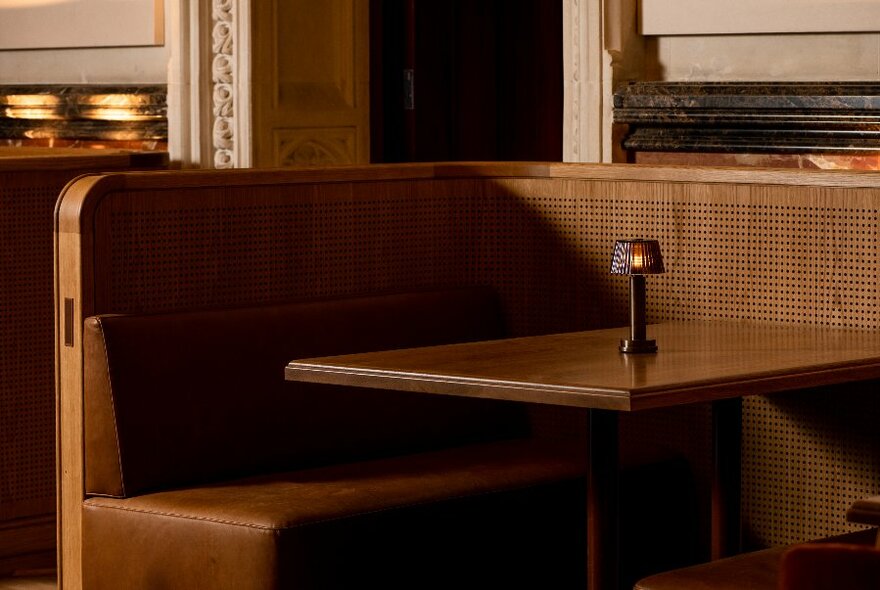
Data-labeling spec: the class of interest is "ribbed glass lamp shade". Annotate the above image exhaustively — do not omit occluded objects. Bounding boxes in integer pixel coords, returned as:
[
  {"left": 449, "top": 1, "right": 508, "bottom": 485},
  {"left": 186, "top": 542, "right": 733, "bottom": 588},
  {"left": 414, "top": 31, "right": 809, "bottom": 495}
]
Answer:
[{"left": 610, "top": 239, "right": 665, "bottom": 275}]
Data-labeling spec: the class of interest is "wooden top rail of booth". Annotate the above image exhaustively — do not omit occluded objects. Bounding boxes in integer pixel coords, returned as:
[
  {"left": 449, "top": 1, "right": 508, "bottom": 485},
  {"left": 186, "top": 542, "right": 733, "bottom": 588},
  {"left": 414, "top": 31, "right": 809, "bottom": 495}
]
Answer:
[{"left": 0, "top": 146, "right": 167, "bottom": 170}]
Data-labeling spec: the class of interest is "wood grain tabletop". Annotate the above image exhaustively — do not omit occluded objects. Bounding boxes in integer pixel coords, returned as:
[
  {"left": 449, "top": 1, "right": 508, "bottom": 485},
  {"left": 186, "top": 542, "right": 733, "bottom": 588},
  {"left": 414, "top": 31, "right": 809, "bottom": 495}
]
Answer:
[{"left": 286, "top": 321, "right": 880, "bottom": 411}]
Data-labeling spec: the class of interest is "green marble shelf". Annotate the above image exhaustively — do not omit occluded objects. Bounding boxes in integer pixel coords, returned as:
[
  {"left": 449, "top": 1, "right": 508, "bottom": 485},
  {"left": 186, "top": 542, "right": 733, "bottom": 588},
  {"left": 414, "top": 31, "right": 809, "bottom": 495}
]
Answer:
[
  {"left": 614, "top": 82, "right": 880, "bottom": 154},
  {"left": 0, "top": 85, "right": 167, "bottom": 142}
]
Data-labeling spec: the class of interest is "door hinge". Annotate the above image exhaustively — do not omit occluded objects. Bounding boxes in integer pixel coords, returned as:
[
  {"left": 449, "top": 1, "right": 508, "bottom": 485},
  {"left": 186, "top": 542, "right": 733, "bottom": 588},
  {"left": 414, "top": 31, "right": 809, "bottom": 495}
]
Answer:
[
  {"left": 64, "top": 298, "right": 75, "bottom": 347},
  {"left": 403, "top": 69, "right": 415, "bottom": 110}
]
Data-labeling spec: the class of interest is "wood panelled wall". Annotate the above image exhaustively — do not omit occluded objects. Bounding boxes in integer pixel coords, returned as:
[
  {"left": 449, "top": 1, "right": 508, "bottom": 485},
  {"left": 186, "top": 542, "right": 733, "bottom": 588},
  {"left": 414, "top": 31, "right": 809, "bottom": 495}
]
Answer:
[
  {"left": 57, "top": 162, "right": 880, "bottom": 588},
  {"left": 251, "top": 0, "right": 370, "bottom": 168},
  {"left": 0, "top": 148, "right": 166, "bottom": 575}
]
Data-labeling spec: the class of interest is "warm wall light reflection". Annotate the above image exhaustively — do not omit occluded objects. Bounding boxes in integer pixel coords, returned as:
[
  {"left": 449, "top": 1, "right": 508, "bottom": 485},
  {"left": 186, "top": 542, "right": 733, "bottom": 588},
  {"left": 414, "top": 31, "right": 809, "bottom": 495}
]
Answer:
[
  {"left": 4, "top": 108, "right": 63, "bottom": 119},
  {"left": 80, "top": 108, "right": 156, "bottom": 122},
  {"left": 81, "top": 94, "right": 151, "bottom": 106},
  {"left": 102, "top": 130, "right": 143, "bottom": 141},
  {"left": 0, "top": 0, "right": 71, "bottom": 7},
  {"left": 1, "top": 93, "right": 160, "bottom": 121},
  {"left": 78, "top": 94, "right": 161, "bottom": 121},
  {"left": 3, "top": 94, "right": 60, "bottom": 106},
  {"left": 0, "top": 0, "right": 72, "bottom": 8},
  {"left": 2, "top": 94, "right": 62, "bottom": 119},
  {"left": 23, "top": 128, "right": 55, "bottom": 138},
  {"left": 1, "top": 85, "right": 167, "bottom": 146}
]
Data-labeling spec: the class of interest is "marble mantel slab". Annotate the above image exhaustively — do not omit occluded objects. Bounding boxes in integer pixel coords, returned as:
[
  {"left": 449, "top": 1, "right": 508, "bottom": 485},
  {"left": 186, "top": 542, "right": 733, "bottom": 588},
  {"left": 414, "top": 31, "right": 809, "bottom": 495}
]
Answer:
[
  {"left": 0, "top": 85, "right": 167, "bottom": 142},
  {"left": 614, "top": 82, "right": 880, "bottom": 155}
]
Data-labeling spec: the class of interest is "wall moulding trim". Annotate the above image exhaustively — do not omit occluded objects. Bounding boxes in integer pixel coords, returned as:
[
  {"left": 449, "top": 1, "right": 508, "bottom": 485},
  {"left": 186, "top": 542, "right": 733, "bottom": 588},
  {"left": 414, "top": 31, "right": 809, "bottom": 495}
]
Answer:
[
  {"left": 208, "top": 0, "right": 251, "bottom": 169},
  {"left": 640, "top": 0, "right": 880, "bottom": 35},
  {"left": 562, "top": 0, "right": 606, "bottom": 163}
]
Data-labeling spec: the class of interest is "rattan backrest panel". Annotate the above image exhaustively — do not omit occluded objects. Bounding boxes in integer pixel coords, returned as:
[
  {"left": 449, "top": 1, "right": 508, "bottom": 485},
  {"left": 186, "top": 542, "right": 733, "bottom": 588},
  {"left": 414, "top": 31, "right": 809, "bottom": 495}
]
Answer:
[
  {"left": 94, "top": 182, "right": 482, "bottom": 313},
  {"left": 741, "top": 383, "right": 880, "bottom": 547},
  {"left": 0, "top": 171, "right": 63, "bottom": 521},
  {"left": 2, "top": 153, "right": 166, "bottom": 526}
]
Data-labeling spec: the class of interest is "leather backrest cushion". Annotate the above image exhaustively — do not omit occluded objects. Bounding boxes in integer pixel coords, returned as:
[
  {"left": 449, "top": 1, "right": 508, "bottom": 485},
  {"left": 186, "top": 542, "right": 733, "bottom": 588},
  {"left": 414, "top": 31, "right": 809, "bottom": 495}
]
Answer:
[{"left": 83, "top": 287, "right": 528, "bottom": 497}]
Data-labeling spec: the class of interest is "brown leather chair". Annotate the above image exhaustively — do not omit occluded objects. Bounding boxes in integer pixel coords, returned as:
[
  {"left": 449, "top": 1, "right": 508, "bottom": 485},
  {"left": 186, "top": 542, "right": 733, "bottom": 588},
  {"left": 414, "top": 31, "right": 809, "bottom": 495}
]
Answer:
[
  {"left": 634, "top": 529, "right": 876, "bottom": 590},
  {"left": 635, "top": 496, "right": 880, "bottom": 590},
  {"left": 779, "top": 541, "right": 880, "bottom": 590}
]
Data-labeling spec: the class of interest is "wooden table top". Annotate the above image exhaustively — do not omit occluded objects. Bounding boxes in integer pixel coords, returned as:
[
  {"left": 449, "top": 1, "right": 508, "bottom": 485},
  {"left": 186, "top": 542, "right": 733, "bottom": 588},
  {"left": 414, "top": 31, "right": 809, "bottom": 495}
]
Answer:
[{"left": 285, "top": 321, "right": 880, "bottom": 411}]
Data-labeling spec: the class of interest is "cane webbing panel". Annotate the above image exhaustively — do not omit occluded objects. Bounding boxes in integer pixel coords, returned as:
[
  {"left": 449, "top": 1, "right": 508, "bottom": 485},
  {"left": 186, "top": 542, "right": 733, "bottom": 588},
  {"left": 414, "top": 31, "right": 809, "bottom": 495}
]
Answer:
[
  {"left": 1, "top": 151, "right": 165, "bottom": 556},
  {"left": 0, "top": 173, "right": 60, "bottom": 521},
  {"left": 96, "top": 183, "right": 478, "bottom": 314},
  {"left": 742, "top": 383, "right": 880, "bottom": 548},
  {"left": 2, "top": 166, "right": 153, "bottom": 523},
  {"left": 81, "top": 168, "right": 880, "bottom": 551}
]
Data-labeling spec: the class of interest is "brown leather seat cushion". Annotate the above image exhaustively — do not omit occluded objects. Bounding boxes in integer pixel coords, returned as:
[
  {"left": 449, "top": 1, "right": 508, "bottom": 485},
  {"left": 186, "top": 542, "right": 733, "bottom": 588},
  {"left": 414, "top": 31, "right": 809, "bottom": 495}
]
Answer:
[
  {"left": 83, "top": 438, "right": 587, "bottom": 590},
  {"left": 634, "top": 529, "right": 877, "bottom": 590}
]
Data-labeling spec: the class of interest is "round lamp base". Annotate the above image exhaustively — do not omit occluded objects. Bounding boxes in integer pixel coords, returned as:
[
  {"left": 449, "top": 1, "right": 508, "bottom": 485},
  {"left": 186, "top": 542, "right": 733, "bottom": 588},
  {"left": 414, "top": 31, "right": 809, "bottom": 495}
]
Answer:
[{"left": 619, "top": 338, "right": 658, "bottom": 354}]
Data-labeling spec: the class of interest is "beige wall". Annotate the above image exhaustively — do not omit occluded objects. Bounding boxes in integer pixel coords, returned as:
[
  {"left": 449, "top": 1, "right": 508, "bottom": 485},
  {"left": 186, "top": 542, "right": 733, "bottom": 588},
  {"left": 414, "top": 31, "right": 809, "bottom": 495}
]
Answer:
[
  {"left": 640, "top": 0, "right": 880, "bottom": 36},
  {"left": 649, "top": 33, "right": 880, "bottom": 81},
  {"left": 565, "top": 0, "right": 880, "bottom": 160},
  {"left": 0, "top": 3, "right": 171, "bottom": 85},
  {"left": 0, "top": 46, "right": 169, "bottom": 84}
]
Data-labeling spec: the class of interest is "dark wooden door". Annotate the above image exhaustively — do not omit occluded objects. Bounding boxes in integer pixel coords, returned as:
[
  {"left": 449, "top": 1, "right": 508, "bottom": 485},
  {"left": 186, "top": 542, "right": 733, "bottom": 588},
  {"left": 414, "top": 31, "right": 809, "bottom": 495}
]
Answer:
[{"left": 370, "top": 0, "right": 562, "bottom": 163}]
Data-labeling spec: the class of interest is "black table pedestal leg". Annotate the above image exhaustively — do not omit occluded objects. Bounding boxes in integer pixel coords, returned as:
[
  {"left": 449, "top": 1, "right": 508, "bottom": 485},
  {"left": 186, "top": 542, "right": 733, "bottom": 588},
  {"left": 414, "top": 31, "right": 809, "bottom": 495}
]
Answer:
[
  {"left": 711, "top": 397, "right": 742, "bottom": 560},
  {"left": 588, "top": 409, "right": 620, "bottom": 590}
]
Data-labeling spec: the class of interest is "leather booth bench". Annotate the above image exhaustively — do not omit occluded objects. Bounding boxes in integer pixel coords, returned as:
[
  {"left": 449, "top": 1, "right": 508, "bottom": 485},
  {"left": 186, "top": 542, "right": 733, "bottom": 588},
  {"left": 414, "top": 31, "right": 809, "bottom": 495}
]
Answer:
[
  {"left": 56, "top": 163, "right": 880, "bottom": 589},
  {"left": 79, "top": 287, "right": 588, "bottom": 589}
]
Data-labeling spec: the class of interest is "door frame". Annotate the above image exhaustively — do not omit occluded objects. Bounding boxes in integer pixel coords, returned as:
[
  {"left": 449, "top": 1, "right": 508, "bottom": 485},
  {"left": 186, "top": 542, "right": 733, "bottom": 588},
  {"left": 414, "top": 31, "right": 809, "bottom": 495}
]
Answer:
[
  {"left": 562, "top": 0, "right": 609, "bottom": 163},
  {"left": 168, "top": 0, "right": 251, "bottom": 168},
  {"left": 170, "top": 0, "right": 604, "bottom": 167}
]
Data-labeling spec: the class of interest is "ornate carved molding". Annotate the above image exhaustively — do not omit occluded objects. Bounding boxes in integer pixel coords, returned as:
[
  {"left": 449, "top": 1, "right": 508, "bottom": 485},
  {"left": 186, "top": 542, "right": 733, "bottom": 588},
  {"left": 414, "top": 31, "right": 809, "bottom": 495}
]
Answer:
[
  {"left": 211, "top": 0, "right": 235, "bottom": 168},
  {"left": 276, "top": 127, "right": 356, "bottom": 167}
]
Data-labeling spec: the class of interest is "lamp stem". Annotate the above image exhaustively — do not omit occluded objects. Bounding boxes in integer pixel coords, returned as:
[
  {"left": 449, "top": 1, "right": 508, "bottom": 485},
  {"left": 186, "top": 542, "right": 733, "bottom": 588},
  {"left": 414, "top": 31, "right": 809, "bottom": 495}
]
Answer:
[{"left": 629, "top": 274, "right": 646, "bottom": 341}]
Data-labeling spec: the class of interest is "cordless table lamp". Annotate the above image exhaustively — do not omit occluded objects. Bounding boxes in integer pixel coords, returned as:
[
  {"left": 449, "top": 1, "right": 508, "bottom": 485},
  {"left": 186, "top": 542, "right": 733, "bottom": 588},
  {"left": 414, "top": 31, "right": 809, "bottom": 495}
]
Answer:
[{"left": 610, "top": 239, "right": 665, "bottom": 353}]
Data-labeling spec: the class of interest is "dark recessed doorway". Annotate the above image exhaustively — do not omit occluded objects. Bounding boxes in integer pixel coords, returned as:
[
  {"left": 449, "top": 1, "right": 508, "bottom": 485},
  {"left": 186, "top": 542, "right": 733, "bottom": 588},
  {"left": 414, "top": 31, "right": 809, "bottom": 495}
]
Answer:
[{"left": 370, "top": 0, "right": 563, "bottom": 163}]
